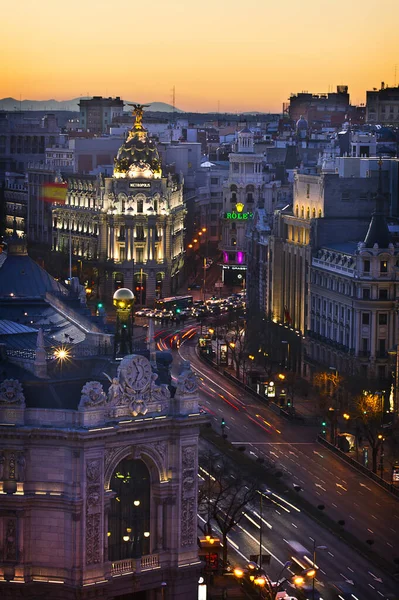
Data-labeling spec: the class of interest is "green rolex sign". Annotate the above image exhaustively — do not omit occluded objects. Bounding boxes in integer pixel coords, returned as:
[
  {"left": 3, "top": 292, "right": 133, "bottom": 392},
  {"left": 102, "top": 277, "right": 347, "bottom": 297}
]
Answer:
[{"left": 224, "top": 211, "right": 254, "bottom": 220}]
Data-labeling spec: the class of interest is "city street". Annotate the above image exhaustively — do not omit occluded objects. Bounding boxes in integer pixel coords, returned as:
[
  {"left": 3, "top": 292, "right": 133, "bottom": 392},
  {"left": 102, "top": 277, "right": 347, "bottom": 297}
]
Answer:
[{"left": 170, "top": 333, "right": 399, "bottom": 600}]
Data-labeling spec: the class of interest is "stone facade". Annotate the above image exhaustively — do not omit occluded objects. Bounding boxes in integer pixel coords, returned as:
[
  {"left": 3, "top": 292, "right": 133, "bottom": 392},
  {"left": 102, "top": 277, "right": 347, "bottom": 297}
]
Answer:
[{"left": 0, "top": 356, "right": 203, "bottom": 599}]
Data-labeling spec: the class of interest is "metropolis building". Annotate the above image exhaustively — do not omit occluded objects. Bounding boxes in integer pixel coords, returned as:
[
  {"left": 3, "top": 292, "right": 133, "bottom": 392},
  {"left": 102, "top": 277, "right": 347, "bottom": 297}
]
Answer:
[{"left": 52, "top": 106, "right": 186, "bottom": 304}]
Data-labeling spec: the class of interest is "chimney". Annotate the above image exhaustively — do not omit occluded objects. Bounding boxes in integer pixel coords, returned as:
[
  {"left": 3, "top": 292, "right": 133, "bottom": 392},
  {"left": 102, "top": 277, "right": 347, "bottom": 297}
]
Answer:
[{"left": 34, "top": 328, "right": 48, "bottom": 378}]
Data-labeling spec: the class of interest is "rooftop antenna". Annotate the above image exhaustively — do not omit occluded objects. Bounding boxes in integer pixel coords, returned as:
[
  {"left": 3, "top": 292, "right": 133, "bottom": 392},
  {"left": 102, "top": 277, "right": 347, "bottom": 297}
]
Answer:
[{"left": 170, "top": 85, "right": 176, "bottom": 142}]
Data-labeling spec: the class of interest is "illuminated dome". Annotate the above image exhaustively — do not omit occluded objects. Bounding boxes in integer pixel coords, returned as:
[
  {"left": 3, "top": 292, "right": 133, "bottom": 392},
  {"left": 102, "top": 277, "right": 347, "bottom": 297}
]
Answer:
[
  {"left": 113, "top": 104, "right": 162, "bottom": 179},
  {"left": 113, "top": 288, "right": 135, "bottom": 309}
]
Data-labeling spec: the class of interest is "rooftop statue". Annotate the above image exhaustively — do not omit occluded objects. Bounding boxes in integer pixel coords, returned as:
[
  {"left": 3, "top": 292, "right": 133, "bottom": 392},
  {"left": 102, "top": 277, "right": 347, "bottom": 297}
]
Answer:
[{"left": 128, "top": 103, "right": 151, "bottom": 132}]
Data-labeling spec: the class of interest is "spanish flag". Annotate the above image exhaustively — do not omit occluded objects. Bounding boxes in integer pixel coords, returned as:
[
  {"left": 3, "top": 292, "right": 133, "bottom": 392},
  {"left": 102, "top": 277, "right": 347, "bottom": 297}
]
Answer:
[{"left": 41, "top": 182, "right": 68, "bottom": 204}]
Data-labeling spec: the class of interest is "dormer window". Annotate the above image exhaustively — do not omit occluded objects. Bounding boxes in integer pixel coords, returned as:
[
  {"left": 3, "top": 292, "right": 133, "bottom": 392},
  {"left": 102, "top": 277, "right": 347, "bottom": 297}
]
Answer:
[
  {"left": 364, "top": 260, "right": 370, "bottom": 273},
  {"left": 380, "top": 260, "right": 388, "bottom": 273}
]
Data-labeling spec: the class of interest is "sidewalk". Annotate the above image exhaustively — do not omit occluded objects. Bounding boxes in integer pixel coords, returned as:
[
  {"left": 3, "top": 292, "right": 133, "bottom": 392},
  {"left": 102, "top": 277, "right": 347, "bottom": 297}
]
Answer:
[{"left": 208, "top": 574, "right": 246, "bottom": 599}]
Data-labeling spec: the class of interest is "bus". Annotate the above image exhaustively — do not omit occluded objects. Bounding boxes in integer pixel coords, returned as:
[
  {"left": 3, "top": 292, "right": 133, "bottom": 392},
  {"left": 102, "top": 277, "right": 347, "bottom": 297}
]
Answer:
[{"left": 154, "top": 295, "right": 193, "bottom": 314}]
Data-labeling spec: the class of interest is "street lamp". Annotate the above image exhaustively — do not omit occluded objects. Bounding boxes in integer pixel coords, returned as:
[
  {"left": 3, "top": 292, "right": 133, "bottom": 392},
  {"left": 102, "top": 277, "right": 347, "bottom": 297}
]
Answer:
[
  {"left": 378, "top": 434, "right": 385, "bottom": 479},
  {"left": 309, "top": 540, "right": 327, "bottom": 600},
  {"left": 281, "top": 340, "right": 290, "bottom": 370}
]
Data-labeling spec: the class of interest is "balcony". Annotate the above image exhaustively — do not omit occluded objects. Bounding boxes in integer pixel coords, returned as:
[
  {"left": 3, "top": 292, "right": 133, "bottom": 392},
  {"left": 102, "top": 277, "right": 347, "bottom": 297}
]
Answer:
[{"left": 111, "top": 553, "right": 159, "bottom": 577}]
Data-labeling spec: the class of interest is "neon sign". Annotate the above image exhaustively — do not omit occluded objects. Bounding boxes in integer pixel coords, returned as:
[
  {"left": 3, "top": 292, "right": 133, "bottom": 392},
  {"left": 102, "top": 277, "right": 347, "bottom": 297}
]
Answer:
[{"left": 224, "top": 211, "right": 253, "bottom": 220}]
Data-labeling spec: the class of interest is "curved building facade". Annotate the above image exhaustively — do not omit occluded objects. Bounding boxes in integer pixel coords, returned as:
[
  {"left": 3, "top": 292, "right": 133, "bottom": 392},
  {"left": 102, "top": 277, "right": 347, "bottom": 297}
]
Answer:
[{"left": 52, "top": 106, "right": 186, "bottom": 305}]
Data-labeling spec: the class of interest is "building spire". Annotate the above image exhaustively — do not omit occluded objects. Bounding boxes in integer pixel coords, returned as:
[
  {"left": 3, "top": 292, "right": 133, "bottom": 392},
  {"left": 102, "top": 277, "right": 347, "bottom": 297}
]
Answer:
[{"left": 363, "top": 158, "right": 392, "bottom": 248}]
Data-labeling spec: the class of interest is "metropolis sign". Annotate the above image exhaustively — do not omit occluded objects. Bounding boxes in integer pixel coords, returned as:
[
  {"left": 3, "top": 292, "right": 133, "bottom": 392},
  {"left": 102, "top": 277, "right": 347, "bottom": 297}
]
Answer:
[{"left": 129, "top": 182, "right": 151, "bottom": 188}]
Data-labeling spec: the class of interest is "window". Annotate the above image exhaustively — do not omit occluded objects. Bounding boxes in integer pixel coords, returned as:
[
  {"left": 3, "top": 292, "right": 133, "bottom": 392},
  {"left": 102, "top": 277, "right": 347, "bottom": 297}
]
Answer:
[
  {"left": 210, "top": 226, "right": 217, "bottom": 236},
  {"left": 379, "top": 289, "right": 388, "bottom": 299},
  {"left": 380, "top": 260, "right": 388, "bottom": 273},
  {"left": 341, "top": 191, "right": 350, "bottom": 202},
  {"left": 362, "top": 338, "right": 368, "bottom": 352},
  {"left": 211, "top": 177, "right": 218, "bottom": 185},
  {"left": 137, "top": 199, "right": 143, "bottom": 213},
  {"left": 362, "top": 288, "right": 370, "bottom": 299},
  {"left": 379, "top": 339, "right": 386, "bottom": 356},
  {"left": 378, "top": 365, "right": 386, "bottom": 380},
  {"left": 379, "top": 313, "right": 388, "bottom": 325},
  {"left": 362, "top": 313, "right": 370, "bottom": 325},
  {"left": 364, "top": 260, "right": 370, "bottom": 273},
  {"left": 136, "top": 225, "right": 144, "bottom": 240}
]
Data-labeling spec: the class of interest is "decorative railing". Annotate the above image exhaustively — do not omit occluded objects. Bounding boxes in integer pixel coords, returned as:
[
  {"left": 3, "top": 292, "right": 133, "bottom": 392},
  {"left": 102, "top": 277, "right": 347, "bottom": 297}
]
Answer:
[
  {"left": 111, "top": 554, "right": 159, "bottom": 576},
  {"left": 141, "top": 554, "right": 159, "bottom": 570},
  {"left": 111, "top": 559, "right": 135, "bottom": 576}
]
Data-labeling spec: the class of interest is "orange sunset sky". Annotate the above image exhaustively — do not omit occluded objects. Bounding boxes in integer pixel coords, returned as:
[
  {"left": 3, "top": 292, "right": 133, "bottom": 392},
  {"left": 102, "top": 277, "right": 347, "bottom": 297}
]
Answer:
[{"left": 1, "top": 0, "right": 398, "bottom": 113}]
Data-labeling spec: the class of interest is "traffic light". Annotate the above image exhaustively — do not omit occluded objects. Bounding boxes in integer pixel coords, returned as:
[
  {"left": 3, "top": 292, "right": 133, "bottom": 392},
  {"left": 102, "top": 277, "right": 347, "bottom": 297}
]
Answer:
[
  {"left": 176, "top": 308, "right": 181, "bottom": 314},
  {"left": 321, "top": 420, "right": 327, "bottom": 435},
  {"left": 221, "top": 417, "right": 226, "bottom": 428},
  {"left": 97, "top": 302, "right": 103, "bottom": 309}
]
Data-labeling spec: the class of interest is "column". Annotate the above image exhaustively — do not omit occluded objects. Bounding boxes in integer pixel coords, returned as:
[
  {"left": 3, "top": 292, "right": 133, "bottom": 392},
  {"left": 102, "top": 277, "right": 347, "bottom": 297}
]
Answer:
[
  {"left": 146, "top": 221, "right": 151, "bottom": 261},
  {"left": 370, "top": 311, "right": 377, "bottom": 358}
]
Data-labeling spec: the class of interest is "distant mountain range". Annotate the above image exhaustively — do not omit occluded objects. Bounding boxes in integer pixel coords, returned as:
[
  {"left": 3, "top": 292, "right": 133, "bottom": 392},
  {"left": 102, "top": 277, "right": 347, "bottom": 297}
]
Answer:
[{"left": 0, "top": 97, "right": 183, "bottom": 113}]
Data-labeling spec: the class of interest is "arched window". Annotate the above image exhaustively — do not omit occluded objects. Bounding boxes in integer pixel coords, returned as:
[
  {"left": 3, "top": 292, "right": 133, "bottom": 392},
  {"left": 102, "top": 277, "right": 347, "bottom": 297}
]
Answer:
[
  {"left": 306, "top": 207, "right": 310, "bottom": 219},
  {"left": 318, "top": 209, "right": 322, "bottom": 218},
  {"left": 231, "top": 238, "right": 237, "bottom": 246},
  {"left": 296, "top": 205, "right": 299, "bottom": 217},
  {"left": 246, "top": 184, "right": 254, "bottom": 203},
  {"left": 312, "top": 208, "right": 316, "bottom": 218},
  {"left": 108, "top": 458, "right": 151, "bottom": 561},
  {"left": 301, "top": 206, "right": 304, "bottom": 218}
]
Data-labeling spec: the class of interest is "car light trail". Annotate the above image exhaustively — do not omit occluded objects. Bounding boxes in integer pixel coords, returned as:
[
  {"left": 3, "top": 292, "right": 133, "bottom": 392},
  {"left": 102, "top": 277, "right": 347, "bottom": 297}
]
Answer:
[{"left": 270, "top": 492, "right": 301, "bottom": 513}]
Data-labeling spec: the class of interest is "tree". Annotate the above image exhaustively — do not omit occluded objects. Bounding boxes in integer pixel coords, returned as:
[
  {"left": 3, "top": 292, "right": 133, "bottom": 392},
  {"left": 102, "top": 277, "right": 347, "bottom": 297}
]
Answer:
[
  {"left": 224, "top": 315, "right": 248, "bottom": 380},
  {"left": 354, "top": 391, "right": 384, "bottom": 473},
  {"left": 198, "top": 451, "right": 259, "bottom": 569}
]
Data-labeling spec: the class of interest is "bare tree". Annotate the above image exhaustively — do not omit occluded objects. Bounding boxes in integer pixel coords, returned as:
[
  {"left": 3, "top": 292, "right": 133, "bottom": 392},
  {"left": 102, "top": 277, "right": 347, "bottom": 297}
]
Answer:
[
  {"left": 198, "top": 451, "right": 259, "bottom": 569},
  {"left": 354, "top": 391, "right": 385, "bottom": 473}
]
